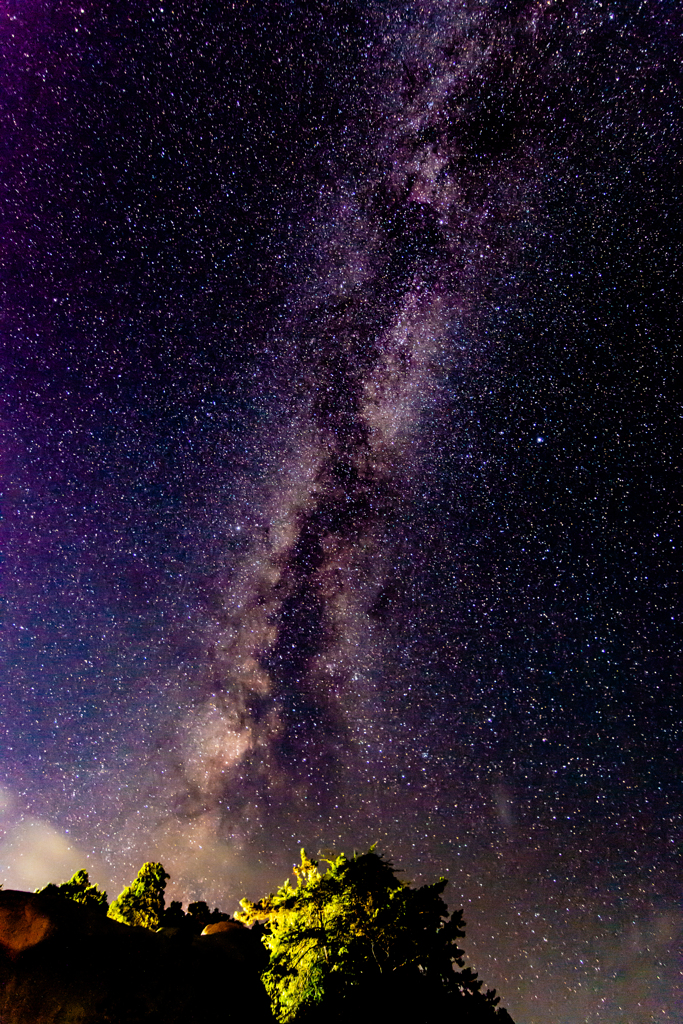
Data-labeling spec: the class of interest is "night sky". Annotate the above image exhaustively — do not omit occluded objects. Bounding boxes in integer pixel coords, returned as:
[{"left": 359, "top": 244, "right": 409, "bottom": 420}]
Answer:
[{"left": 2, "top": 1, "right": 681, "bottom": 1021}]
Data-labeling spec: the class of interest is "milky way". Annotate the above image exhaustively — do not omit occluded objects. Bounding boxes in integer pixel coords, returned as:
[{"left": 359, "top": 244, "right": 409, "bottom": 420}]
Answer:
[{"left": 2, "top": 2, "right": 682, "bottom": 1022}]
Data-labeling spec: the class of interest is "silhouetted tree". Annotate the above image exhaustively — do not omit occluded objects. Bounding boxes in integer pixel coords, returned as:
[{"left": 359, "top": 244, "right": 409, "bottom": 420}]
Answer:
[
  {"left": 108, "top": 861, "right": 169, "bottom": 930},
  {"left": 160, "top": 899, "right": 187, "bottom": 928},
  {"left": 187, "top": 900, "right": 231, "bottom": 932},
  {"left": 237, "top": 847, "right": 514, "bottom": 1024},
  {"left": 35, "top": 869, "right": 108, "bottom": 913},
  {"left": 158, "top": 898, "right": 231, "bottom": 933}
]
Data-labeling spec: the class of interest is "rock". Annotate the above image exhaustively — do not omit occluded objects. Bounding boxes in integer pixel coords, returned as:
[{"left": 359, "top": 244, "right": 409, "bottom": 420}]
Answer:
[
  {"left": 200, "top": 918, "right": 268, "bottom": 971},
  {"left": 200, "top": 920, "right": 242, "bottom": 936},
  {"left": 0, "top": 890, "right": 273, "bottom": 1024},
  {"left": 0, "top": 890, "right": 56, "bottom": 955}
]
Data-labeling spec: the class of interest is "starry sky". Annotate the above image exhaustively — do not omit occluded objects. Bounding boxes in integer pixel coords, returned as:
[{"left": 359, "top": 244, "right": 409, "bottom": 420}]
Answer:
[{"left": 1, "top": 1, "right": 681, "bottom": 1021}]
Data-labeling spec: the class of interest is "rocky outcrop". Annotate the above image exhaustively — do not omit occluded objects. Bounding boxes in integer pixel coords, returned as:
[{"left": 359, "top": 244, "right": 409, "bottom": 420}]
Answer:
[
  {"left": 0, "top": 890, "right": 57, "bottom": 954},
  {"left": 0, "top": 890, "right": 272, "bottom": 1023}
]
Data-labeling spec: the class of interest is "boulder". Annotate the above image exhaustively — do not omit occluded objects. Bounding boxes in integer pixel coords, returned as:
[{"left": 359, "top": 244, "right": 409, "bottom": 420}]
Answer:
[
  {"left": 200, "top": 919, "right": 268, "bottom": 970},
  {"left": 0, "top": 890, "right": 56, "bottom": 955},
  {"left": 0, "top": 890, "right": 272, "bottom": 1024}
]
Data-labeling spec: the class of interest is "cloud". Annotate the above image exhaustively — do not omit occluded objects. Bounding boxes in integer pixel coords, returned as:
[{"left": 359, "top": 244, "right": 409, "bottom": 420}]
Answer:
[{"left": 0, "top": 817, "right": 88, "bottom": 892}]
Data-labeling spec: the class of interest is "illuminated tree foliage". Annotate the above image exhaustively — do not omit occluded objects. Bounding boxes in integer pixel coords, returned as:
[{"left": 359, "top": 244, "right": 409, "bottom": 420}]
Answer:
[
  {"left": 107, "top": 861, "right": 169, "bottom": 931},
  {"left": 238, "top": 848, "right": 514, "bottom": 1024},
  {"left": 36, "top": 869, "right": 108, "bottom": 913}
]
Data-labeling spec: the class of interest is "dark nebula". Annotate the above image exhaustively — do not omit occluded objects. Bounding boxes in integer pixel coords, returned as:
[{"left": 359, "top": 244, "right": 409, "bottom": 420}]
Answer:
[{"left": 2, "top": 1, "right": 681, "bottom": 1021}]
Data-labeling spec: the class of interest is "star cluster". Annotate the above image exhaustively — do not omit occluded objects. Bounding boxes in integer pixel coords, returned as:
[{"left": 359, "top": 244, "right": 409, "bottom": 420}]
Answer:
[{"left": 2, "top": 2, "right": 681, "bottom": 1021}]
